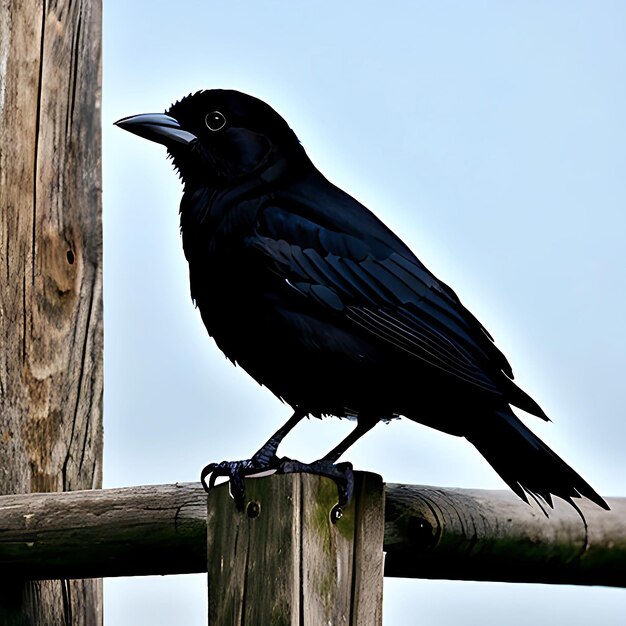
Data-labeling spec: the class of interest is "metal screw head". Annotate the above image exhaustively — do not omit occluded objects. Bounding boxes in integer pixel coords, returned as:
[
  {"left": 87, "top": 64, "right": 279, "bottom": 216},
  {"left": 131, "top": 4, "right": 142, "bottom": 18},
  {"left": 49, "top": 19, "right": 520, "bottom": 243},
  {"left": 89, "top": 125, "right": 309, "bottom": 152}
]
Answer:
[
  {"left": 246, "top": 500, "right": 261, "bottom": 518},
  {"left": 330, "top": 504, "right": 343, "bottom": 524}
]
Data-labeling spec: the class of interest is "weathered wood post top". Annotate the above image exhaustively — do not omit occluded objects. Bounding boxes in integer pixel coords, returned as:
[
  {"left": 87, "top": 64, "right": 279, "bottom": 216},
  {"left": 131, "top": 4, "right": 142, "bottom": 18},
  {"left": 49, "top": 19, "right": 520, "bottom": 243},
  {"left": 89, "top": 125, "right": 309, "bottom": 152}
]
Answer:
[{"left": 206, "top": 471, "right": 385, "bottom": 626}]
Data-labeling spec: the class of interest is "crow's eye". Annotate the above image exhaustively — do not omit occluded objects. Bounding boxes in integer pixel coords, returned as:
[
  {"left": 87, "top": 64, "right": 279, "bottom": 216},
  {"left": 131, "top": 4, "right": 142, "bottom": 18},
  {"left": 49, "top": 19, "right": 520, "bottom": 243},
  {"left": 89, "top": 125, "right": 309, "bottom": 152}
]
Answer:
[{"left": 205, "top": 111, "right": 226, "bottom": 131}]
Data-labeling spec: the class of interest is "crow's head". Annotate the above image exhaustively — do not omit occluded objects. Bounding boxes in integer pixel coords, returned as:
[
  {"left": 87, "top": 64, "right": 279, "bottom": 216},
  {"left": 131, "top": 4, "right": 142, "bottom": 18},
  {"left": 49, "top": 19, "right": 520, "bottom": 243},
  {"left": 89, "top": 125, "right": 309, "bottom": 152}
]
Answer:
[{"left": 115, "top": 89, "right": 303, "bottom": 187}]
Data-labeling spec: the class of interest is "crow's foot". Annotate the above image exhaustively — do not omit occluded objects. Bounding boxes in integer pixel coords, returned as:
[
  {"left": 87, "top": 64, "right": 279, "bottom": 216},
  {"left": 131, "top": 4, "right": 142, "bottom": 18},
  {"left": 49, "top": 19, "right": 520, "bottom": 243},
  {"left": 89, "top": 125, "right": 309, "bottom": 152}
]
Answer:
[
  {"left": 201, "top": 456, "right": 354, "bottom": 513},
  {"left": 277, "top": 459, "right": 354, "bottom": 509},
  {"left": 200, "top": 454, "right": 282, "bottom": 511}
]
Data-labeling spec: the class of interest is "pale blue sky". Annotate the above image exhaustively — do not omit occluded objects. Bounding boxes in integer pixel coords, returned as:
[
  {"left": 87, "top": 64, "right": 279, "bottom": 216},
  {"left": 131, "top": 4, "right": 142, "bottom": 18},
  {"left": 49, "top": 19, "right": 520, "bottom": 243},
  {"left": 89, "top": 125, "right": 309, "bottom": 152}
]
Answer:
[{"left": 103, "top": 2, "right": 626, "bottom": 623}]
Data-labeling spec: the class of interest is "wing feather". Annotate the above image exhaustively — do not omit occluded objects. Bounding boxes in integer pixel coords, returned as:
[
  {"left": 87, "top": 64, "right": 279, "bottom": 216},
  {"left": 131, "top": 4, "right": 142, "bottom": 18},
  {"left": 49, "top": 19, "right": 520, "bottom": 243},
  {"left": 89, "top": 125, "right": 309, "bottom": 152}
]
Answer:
[{"left": 249, "top": 204, "right": 512, "bottom": 393}]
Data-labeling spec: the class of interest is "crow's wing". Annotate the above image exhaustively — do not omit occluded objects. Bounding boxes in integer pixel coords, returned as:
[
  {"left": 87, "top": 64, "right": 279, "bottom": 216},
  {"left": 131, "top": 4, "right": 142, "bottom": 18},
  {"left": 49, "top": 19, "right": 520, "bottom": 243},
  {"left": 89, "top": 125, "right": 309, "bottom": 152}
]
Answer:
[{"left": 248, "top": 202, "right": 514, "bottom": 395}]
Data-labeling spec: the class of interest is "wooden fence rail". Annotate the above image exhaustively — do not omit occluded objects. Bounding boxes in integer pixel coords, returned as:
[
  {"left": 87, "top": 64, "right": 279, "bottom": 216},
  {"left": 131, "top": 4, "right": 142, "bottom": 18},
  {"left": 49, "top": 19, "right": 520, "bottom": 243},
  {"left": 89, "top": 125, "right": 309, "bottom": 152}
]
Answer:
[{"left": 0, "top": 475, "right": 623, "bottom": 587}]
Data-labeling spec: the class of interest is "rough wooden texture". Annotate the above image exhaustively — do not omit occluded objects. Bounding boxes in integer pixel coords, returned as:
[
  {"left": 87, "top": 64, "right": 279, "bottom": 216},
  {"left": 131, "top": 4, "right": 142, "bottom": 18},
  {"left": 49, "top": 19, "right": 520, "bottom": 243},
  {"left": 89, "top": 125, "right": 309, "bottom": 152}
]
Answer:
[
  {"left": 348, "top": 473, "right": 385, "bottom": 625},
  {"left": 0, "top": 0, "right": 103, "bottom": 623},
  {"left": 0, "top": 483, "right": 205, "bottom": 579},
  {"left": 384, "top": 484, "right": 626, "bottom": 586},
  {"left": 0, "top": 482, "right": 623, "bottom": 587},
  {"left": 206, "top": 472, "right": 385, "bottom": 626}
]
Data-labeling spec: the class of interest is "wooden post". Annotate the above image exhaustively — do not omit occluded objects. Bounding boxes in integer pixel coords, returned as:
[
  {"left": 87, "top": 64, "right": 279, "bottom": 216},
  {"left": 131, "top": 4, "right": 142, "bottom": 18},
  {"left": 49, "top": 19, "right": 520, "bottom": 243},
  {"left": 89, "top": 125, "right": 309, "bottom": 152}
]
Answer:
[
  {"left": 0, "top": 0, "right": 103, "bottom": 624},
  {"left": 206, "top": 472, "right": 385, "bottom": 625}
]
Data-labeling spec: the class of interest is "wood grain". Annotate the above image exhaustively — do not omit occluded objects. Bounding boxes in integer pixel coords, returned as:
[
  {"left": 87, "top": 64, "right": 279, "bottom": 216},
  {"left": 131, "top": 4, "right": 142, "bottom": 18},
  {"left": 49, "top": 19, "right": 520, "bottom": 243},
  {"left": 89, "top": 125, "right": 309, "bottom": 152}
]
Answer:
[
  {"left": 383, "top": 483, "right": 626, "bottom": 586},
  {"left": 206, "top": 472, "right": 385, "bottom": 626},
  {"left": 0, "top": 483, "right": 205, "bottom": 579},
  {"left": 0, "top": 0, "right": 103, "bottom": 623},
  {"left": 0, "top": 481, "right": 623, "bottom": 587}
]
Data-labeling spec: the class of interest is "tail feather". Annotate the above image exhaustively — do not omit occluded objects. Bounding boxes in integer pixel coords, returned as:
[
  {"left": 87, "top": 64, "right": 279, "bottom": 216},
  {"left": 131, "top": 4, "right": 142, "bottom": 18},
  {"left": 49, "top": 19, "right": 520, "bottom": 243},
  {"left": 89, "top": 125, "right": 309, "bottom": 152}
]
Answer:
[{"left": 467, "top": 409, "right": 609, "bottom": 511}]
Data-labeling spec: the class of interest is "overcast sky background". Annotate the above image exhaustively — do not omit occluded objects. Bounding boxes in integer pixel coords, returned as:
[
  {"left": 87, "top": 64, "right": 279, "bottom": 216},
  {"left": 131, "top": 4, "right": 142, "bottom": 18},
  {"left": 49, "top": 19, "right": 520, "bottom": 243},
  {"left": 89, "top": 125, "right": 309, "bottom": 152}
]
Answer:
[{"left": 103, "top": 2, "right": 626, "bottom": 623}]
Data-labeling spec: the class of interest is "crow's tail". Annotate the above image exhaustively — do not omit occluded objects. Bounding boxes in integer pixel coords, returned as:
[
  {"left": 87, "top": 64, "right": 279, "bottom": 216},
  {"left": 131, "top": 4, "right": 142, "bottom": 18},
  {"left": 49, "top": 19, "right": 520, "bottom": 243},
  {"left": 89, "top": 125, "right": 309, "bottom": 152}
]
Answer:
[{"left": 467, "top": 409, "right": 609, "bottom": 512}]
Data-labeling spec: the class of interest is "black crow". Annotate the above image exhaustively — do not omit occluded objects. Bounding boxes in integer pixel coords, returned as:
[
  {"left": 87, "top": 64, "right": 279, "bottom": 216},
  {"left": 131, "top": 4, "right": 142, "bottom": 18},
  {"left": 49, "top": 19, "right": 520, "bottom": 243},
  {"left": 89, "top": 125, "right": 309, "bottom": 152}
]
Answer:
[{"left": 116, "top": 90, "right": 608, "bottom": 514}]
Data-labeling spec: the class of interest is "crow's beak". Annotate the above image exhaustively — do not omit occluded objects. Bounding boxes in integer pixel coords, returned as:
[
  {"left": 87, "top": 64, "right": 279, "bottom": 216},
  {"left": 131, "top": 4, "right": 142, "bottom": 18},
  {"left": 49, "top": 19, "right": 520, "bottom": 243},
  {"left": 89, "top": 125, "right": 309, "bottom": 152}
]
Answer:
[{"left": 114, "top": 113, "right": 197, "bottom": 147}]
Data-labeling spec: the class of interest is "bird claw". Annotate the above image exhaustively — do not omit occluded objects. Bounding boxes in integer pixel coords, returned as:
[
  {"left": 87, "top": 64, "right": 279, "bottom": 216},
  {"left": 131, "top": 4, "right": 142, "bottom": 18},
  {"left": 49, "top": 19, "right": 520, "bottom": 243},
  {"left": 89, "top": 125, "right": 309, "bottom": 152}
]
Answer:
[
  {"left": 277, "top": 459, "right": 354, "bottom": 508},
  {"left": 200, "top": 456, "right": 282, "bottom": 511},
  {"left": 201, "top": 456, "right": 355, "bottom": 511}
]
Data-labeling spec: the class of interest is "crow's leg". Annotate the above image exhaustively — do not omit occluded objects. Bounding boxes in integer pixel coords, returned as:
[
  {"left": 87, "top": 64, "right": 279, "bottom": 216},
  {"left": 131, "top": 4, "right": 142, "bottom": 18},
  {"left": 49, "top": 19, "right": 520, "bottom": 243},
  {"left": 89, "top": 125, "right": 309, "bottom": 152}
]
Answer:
[
  {"left": 201, "top": 409, "right": 306, "bottom": 510},
  {"left": 278, "top": 419, "right": 378, "bottom": 509},
  {"left": 321, "top": 418, "right": 378, "bottom": 463}
]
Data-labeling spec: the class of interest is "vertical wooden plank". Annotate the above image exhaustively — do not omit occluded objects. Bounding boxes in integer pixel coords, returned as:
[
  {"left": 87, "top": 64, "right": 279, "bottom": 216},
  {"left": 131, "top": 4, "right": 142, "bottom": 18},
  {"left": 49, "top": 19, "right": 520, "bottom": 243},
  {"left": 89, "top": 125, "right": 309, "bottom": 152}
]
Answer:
[
  {"left": 349, "top": 474, "right": 385, "bottom": 626},
  {"left": 300, "top": 473, "right": 353, "bottom": 621},
  {"left": 207, "top": 472, "right": 384, "bottom": 626},
  {"left": 207, "top": 474, "right": 301, "bottom": 626},
  {"left": 0, "top": 0, "right": 103, "bottom": 624},
  {"left": 301, "top": 473, "right": 384, "bottom": 625}
]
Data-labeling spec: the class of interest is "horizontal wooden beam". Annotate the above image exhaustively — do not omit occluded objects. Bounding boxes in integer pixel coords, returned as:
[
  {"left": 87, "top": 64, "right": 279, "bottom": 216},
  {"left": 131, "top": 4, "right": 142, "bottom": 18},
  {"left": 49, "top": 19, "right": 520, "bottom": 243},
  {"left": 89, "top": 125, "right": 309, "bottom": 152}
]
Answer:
[
  {"left": 0, "top": 483, "right": 206, "bottom": 579},
  {"left": 383, "top": 484, "right": 626, "bottom": 586},
  {"left": 0, "top": 480, "right": 623, "bottom": 586}
]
